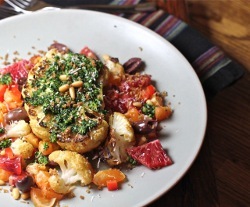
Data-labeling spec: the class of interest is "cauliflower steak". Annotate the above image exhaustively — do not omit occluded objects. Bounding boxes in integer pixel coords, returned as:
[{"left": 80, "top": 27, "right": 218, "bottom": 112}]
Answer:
[{"left": 22, "top": 49, "right": 108, "bottom": 153}]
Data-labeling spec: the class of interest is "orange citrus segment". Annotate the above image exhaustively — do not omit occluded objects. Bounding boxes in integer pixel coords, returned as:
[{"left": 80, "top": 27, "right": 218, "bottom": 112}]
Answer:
[
  {"left": 30, "top": 187, "right": 57, "bottom": 207},
  {"left": 93, "top": 168, "right": 125, "bottom": 187}
]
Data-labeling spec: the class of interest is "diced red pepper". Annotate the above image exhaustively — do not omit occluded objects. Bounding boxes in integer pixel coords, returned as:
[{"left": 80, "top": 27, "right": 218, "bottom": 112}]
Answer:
[
  {"left": 9, "top": 84, "right": 22, "bottom": 101},
  {"left": 0, "top": 85, "right": 8, "bottom": 102},
  {"left": 4, "top": 84, "right": 23, "bottom": 110},
  {"left": 79, "top": 46, "right": 98, "bottom": 59},
  {"left": 4, "top": 148, "right": 15, "bottom": 159},
  {"left": 141, "top": 84, "right": 155, "bottom": 100},
  {"left": 106, "top": 180, "right": 118, "bottom": 191}
]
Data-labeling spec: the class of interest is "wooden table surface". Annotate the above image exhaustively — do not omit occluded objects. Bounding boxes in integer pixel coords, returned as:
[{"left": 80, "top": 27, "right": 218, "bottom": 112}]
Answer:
[{"left": 150, "top": 0, "right": 250, "bottom": 206}]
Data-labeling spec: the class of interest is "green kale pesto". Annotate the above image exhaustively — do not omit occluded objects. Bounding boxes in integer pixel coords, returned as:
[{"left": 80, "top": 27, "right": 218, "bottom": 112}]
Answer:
[
  {"left": 142, "top": 103, "right": 155, "bottom": 118},
  {"left": 0, "top": 127, "right": 5, "bottom": 134},
  {"left": 0, "top": 73, "right": 12, "bottom": 85},
  {"left": 35, "top": 151, "right": 49, "bottom": 165},
  {"left": 0, "top": 139, "right": 11, "bottom": 149},
  {"left": 25, "top": 52, "right": 104, "bottom": 142}
]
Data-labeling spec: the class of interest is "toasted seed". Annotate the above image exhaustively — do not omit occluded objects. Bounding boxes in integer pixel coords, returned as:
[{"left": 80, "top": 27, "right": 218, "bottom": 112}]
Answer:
[
  {"left": 59, "top": 74, "right": 69, "bottom": 81},
  {"left": 69, "top": 87, "right": 75, "bottom": 100},
  {"left": 146, "top": 100, "right": 153, "bottom": 105},
  {"left": 138, "top": 136, "right": 147, "bottom": 146},
  {"left": 59, "top": 84, "right": 70, "bottom": 92},
  {"left": 12, "top": 188, "right": 20, "bottom": 200},
  {"left": 0, "top": 179, "right": 5, "bottom": 186},
  {"left": 71, "top": 80, "right": 83, "bottom": 88},
  {"left": 133, "top": 102, "right": 142, "bottom": 107},
  {"left": 21, "top": 192, "right": 30, "bottom": 200}
]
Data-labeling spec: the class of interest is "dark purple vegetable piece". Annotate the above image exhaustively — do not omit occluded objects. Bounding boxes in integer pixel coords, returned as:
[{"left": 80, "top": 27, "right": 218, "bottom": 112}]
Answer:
[
  {"left": 132, "top": 120, "right": 158, "bottom": 134},
  {"left": 48, "top": 42, "right": 70, "bottom": 53},
  {"left": 110, "top": 57, "right": 119, "bottom": 63},
  {"left": 123, "top": 58, "right": 144, "bottom": 74},
  {"left": 4, "top": 107, "right": 29, "bottom": 124},
  {"left": 17, "top": 77, "right": 27, "bottom": 91},
  {"left": 16, "top": 175, "right": 34, "bottom": 192}
]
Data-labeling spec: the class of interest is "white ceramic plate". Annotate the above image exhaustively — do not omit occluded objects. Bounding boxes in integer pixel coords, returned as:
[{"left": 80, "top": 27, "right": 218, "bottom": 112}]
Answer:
[{"left": 0, "top": 10, "right": 207, "bottom": 207}]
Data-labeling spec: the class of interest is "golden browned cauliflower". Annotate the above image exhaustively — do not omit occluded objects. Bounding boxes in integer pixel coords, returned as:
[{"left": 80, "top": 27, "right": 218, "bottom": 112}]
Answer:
[
  {"left": 11, "top": 138, "right": 34, "bottom": 159},
  {"left": 57, "top": 120, "right": 109, "bottom": 153},
  {"left": 103, "top": 112, "right": 135, "bottom": 166},
  {"left": 22, "top": 49, "right": 109, "bottom": 153},
  {"left": 26, "top": 163, "right": 48, "bottom": 175},
  {"left": 5, "top": 120, "right": 31, "bottom": 138},
  {"left": 102, "top": 55, "right": 125, "bottom": 86},
  {"left": 48, "top": 150, "right": 94, "bottom": 188}
]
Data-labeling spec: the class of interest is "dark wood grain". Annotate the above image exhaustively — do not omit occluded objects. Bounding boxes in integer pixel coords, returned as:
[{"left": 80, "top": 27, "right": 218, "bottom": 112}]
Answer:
[
  {"left": 149, "top": 1, "right": 250, "bottom": 207},
  {"left": 187, "top": 0, "right": 250, "bottom": 72},
  {"left": 155, "top": 0, "right": 189, "bottom": 22}
]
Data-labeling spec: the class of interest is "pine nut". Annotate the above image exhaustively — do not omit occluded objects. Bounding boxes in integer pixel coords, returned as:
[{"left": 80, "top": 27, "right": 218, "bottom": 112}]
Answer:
[
  {"left": 21, "top": 192, "right": 30, "bottom": 200},
  {"left": 0, "top": 179, "right": 5, "bottom": 186},
  {"left": 146, "top": 100, "right": 153, "bottom": 105},
  {"left": 59, "top": 84, "right": 70, "bottom": 92},
  {"left": 12, "top": 188, "right": 20, "bottom": 200},
  {"left": 59, "top": 74, "right": 69, "bottom": 81},
  {"left": 71, "top": 80, "right": 83, "bottom": 88},
  {"left": 133, "top": 102, "right": 142, "bottom": 107},
  {"left": 69, "top": 87, "right": 75, "bottom": 100}
]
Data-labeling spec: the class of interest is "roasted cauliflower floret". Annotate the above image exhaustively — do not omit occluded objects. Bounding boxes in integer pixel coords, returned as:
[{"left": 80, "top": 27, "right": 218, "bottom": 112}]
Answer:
[
  {"left": 26, "top": 163, "right": 71, "bottom": 195},
  {"left": 22, "top": 49, "right": 109, "bottom": 153},
  {"left": 25, "top": 105, "right": 51, "bottom": 141},
  {"left": 49, "top": 150, "right": 94, "bottom": 187},
  {"left": 102, "top": 55, "right": 125, "bottom": 86},
  {"left": 27, "top": 151, "right": 94, "bottom": 195},
  {"left": 26, "top": 163, "right": 48, "bottom": 175},
  {"left": 103, "top": 112, "right": 135, "bottom": 166},
  {"left": 48, "top": 169, "right": 72, "bottom": 194},
  {"left": 5, "top": 120, "right": 31, "bottom": 138},
  {"left": 11, "top": 138, "right": 34, "bottom": 159}
]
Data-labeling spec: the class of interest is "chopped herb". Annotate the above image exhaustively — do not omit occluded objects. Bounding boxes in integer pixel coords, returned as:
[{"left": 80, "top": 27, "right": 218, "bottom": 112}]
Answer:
[
  {"left": 71, "top": 119, "right": 98, "bottom": 135},
  {"left": 142, "top": 103, "right": 155, "bottom": 118},
  {"left": 128, "top": 156, "right": 137, "bottom": 165},
  {"left": 25, "top": 52, "right": 105, "bottom": 138},
  {"left": 35, "top": 151, "right": 49, "bottom": 165},
  {"left": 50, "top": 132, "right": 57, "bottom": 143},
  {"left": 0, "top": 139, "right": 11, "bottom": 149},
  {"left": 0, "top": 73, "right": 12, "bottom": 85},
  {"left": 0, "top": 127, "right": 5, "bottom": 134},
  {"left": 43, "top": 142, "right": 49, "bottom": 150}
]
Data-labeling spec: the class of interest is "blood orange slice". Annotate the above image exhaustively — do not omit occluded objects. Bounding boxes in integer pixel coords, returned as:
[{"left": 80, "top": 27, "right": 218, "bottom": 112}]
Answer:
[
  {"left": 126, "top": 139, "right": 173, "bottom": 169},
  {"left": 1, "top": 60, "right": 30, "bottom": 84}
]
